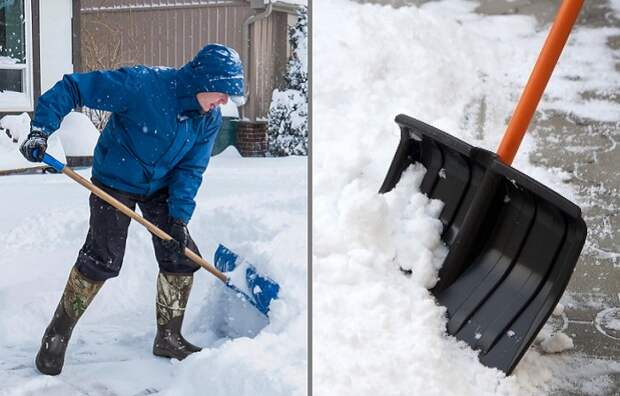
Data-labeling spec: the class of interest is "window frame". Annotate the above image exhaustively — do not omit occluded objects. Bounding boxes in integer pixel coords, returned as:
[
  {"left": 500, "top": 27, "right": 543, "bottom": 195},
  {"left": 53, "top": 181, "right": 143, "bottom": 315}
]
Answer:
[{"left": 0, "top": 0, "right": 34, "bottom": 112}]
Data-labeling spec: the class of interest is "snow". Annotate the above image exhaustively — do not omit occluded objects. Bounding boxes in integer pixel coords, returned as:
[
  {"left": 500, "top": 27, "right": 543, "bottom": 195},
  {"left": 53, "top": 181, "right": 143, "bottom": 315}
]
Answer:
[
  {"left": 540, "top": 333, "right": 574, "bottom": 354},
  {"left": 269, "top": 89, "right": 308, "bottom": 155},
  {"left": 0, "top": 90, "right": 31, "bottom": 110},
  {"left": 613, "top": 0, "right": 620, "bottom": 16},
  {"left": 0, "top": 111, "right": 99, "bottom": 170},
  {"left": 0, "top": 111, "right": 97, "bottom": 171},
  {"left": 0, "top": 56, "right": 19, "bottom": 65},
  {"left": 54, "top": 112, "right": 99, "bottom": 156},
  {"left": 314, "top": 0, "right": 619, "bottom": 395},
  {"left": 0, "top": 113, "right": 66, "bottom": 172},
  {"left": 595, "top": 307, "right": 620, "bottom": 335},
  {"left": 220, "top": 100, "right": 239, "bottom": 118},
  {"left": 604, "top": 319, "right": 620, "bottom": 331},
  {"left": 216, "top": 145, "right": 242, "bottom": 158},
  {"left": 0, "top": 113, "right": 30, "bottom": 143},
  {"left": 0, "top": 153, "right": 307, "bottom": 394}
]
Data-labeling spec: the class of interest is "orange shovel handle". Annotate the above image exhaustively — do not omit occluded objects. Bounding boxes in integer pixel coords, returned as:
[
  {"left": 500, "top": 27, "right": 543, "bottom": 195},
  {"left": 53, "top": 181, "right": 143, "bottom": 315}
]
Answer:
[{"left": 496, "top": 0, "right": 584, "bottom": 165}]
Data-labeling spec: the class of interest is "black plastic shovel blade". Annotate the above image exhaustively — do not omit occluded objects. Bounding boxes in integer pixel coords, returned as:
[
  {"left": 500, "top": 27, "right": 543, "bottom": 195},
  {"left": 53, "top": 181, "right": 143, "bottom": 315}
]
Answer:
[{"left": 380, "top": 114, "right": 587, "bottom": 374}]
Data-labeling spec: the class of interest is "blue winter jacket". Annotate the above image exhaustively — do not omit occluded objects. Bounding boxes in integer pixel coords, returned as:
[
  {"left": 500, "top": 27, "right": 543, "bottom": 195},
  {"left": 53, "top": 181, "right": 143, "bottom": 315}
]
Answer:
[{"left": 32, "top": 44, "right": 244, "bottom": 223}]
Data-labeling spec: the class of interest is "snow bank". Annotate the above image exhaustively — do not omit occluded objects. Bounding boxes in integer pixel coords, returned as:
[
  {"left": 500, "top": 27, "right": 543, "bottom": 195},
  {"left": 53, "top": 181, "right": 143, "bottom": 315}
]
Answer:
[
  {"left": 0, "top": 112, "right": 30, "bottom": 143},
  {"left": 0, "top": 111, "right": 98, "bottom": 171},
  {"left": 0, "top": 154, "right": 307, "bottom": 395},
  {"left": 221, "top": 101, "right": 239, "bottom": 118},
  {"left": 54, "top": 112, "right": 99, "bottom": 156},
  {"left": 217, "top": 145, "right": 242, "bottom": 158},
  {"left": 314, "top": 0, "right": 619, "bottom": 395},
  {"left": 0, "top": 113, "right": 66, "bottom": 172}
]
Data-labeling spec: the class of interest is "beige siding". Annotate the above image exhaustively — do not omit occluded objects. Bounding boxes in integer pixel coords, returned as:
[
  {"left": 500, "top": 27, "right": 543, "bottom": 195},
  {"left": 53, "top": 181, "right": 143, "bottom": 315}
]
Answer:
[
  {"left": 80, "top": 1, "right": 293, "bottom": 120},
  {"left": 82, "top": 0, "right": 241, "bottom": 11},
  {"left": 247, "top": 11, "right": 288, "bottom": 120}
]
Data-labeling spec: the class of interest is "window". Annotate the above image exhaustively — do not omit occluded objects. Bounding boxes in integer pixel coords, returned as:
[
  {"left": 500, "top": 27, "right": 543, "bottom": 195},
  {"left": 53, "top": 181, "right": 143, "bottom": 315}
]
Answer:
[{"left": 0, "top": 0, "right": 32, "bottom": 111}]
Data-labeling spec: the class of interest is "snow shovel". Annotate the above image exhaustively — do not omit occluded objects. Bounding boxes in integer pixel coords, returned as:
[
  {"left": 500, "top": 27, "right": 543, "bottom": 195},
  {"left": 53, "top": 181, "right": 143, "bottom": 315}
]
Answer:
[
  {"left": 379, "top": 0, "right": 587, "bottom": 374},
  {"left": 38, "top": 152, "right": 279, "bottom": 316}
]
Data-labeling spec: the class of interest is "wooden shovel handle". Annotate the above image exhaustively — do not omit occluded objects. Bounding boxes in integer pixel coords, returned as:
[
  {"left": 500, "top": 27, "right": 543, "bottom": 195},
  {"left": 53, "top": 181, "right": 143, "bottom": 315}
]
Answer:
[
  {"left": 62, "top": 166, "right": 229, "bottom": 284},
  {"left": 496, "top": 0, "right": 584, "bottom": 165}
]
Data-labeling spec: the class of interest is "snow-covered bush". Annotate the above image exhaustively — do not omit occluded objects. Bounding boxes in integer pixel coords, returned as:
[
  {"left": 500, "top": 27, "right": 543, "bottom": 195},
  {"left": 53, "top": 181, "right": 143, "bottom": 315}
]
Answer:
[
  {"left": 283, "top": 7, "right": 308, "bottom": 97},
  {"left": 267, "top": 6, "right": 308, "bottom": 156}
]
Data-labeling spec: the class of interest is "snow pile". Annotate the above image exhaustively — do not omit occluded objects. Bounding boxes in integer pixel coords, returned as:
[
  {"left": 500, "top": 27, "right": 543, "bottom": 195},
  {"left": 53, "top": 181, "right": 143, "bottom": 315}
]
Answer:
[
  {"left": 314, "top": 0, "right": 619, "bottom": 395},
  {"left": 220, "top": 101, "right": 239, "bottom": 118},
  {"left": 0, "top": 113, "right": 66, "bottom": 171},
  {"left": 0, "top": 112, "right": 30, "bottom": 143},
  {"left": 540, "top": 333, "right": 574, "bottom": 354},
  {"left": 54, "top": 112, "right": 99, "bottom": 156},
  {"left": 0, "top": 111, "right": 98, "bottom": 171},
  {"left": 216, "top": 145, "right": 242, "bottom": 158},
  {"left": 0, "top": 154, "right": 307, "bottom": 394},
  {"left": 160, "top": 154, "right": 308, "bottom": 395}
]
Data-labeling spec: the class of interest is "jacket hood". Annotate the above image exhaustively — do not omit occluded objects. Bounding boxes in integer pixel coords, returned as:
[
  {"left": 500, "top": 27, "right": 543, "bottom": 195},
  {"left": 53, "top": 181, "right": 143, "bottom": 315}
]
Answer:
[{"left": 176, "top": 44, "right": 244, "bottom": 113}]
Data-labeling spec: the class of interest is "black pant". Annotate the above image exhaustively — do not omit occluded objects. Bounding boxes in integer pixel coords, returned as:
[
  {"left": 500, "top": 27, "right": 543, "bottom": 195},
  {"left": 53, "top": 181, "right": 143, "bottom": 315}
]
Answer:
[{"left": 75, "top": 179, "right": 201, "bottom": 282}]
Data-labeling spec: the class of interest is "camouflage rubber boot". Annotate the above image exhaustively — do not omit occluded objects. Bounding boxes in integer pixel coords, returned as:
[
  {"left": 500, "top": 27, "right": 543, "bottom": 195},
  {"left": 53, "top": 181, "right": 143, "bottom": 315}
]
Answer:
[
  {"left": 153, "top": 272, "right": 202, "bottom": 360},
  {"left": 35, "top": 266, "right": 104, "bottom": 375}
]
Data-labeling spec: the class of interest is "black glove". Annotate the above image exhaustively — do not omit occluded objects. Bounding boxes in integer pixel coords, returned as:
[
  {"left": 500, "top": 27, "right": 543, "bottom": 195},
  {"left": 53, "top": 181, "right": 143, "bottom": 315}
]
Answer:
[
  {"left": 19, "top": 127, "right": 48, "bottom": 162},
  {"left": 162, "top": 218, "right": 190, "bottom": 255}
]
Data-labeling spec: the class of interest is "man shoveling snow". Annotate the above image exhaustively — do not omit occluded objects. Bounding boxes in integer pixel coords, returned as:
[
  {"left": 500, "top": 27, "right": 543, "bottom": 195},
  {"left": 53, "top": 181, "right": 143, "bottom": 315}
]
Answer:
[{"left": 19, "top": 43, "right": 245, "bottom": 376}]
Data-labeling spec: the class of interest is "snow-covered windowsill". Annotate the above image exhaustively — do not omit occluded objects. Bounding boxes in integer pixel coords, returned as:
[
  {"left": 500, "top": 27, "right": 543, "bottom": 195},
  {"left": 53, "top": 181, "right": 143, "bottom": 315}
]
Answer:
[
  {"left": 0, "top": 63, "right": 33, "bottom": 111},
  {"left": 0, "top": 90, "right": 33, "bottom": 112}
]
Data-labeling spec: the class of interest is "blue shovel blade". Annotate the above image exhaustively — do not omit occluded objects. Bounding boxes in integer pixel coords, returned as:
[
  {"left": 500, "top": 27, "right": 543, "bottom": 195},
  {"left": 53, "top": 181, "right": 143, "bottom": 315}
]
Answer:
[{"left": 214, "top": 244, "right": 280, "bottom": 316}]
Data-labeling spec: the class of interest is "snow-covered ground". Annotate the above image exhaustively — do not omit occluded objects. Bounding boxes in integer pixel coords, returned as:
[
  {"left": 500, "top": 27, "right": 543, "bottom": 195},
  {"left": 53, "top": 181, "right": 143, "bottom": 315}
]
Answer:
[
  {"left": 0, "top": 148, "right": 307, "bottom": 395},
  {"left": 314, "top": 0, "right": 620, "bottom": 395}
]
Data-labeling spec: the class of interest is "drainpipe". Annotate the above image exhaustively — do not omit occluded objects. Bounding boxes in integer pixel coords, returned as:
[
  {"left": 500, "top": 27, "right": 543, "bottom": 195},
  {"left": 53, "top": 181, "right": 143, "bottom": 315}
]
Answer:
[{"left": 242, "top": 2, "right": 273, "bottom": 120}]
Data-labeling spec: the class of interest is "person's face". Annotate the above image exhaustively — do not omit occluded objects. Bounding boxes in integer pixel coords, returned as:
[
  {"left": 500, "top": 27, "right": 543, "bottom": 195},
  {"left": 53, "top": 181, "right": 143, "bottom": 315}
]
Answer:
[{"left": 196, "top": 92, "right": 229, "bottom": 112}]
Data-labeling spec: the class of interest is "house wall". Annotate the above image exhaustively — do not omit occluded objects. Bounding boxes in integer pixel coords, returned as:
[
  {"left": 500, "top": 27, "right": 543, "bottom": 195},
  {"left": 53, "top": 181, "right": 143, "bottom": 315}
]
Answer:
[
  {"left": 246, "top": 10, "right": 288, "bottom": 121},
  {"left": 79, "top": 0, "right": 291, "bottom": 120},
  {"left": 39, "top": 0, "right": 74, "bottom": 92}
]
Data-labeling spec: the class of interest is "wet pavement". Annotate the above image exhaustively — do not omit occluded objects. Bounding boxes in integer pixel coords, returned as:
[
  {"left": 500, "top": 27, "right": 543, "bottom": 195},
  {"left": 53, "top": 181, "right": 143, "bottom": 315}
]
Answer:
[
  {"left": 472, "top": 1, "right": 620, "bottom": 394},
  {"left": 354, "top": 0, "right": 620, "bottom": 393}
]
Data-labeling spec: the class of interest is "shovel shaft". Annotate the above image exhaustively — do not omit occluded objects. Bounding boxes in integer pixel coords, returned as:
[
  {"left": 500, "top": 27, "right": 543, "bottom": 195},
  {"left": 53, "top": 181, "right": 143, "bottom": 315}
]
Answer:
[
  {"left": 497, "top": 0, "right": 584, "bottom": 165},
  {"left": 60, "top": 165, "right": 229, "bottom": 284}
]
